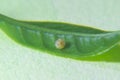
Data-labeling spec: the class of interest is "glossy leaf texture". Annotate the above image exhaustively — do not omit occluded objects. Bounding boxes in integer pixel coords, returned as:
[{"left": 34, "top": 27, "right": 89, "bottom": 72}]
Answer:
[{"left": 0, "top": 14, "right": 120, "bottom": 59}]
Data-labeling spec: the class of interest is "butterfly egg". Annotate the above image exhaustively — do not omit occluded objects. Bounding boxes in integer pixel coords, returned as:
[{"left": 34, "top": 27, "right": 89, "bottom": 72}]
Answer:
[{"left": 55, "top": 39, "right": 65, "bottom": 49}]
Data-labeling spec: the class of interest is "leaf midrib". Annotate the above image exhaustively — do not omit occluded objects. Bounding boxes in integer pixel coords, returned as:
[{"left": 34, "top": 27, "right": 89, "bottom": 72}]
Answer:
[{"left": 0, "top": 14, "right": 115, "bottom": 37}]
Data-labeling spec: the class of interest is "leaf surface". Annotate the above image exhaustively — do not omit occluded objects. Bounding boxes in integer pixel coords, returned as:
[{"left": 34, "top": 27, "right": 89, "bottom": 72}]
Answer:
[{"left": 0, "top": 14, "right": 120, "bottom": 59}]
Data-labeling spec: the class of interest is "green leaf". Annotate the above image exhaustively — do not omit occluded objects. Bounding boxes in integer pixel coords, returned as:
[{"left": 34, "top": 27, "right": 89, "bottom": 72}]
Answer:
[{"left": 0, "top": 14, "right": 120, "bottom": 59}]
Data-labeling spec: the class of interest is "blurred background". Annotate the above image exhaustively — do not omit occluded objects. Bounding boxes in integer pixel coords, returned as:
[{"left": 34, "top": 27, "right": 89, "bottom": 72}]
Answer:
[{"left": 0, "top": 0, "right": 120, "bottom": 80}]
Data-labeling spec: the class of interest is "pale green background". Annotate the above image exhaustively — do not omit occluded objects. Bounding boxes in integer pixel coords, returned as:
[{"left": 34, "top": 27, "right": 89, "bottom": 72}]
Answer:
[{"left": 0, "top": 0, "right": 120, "bottom": 80}]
